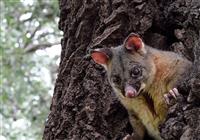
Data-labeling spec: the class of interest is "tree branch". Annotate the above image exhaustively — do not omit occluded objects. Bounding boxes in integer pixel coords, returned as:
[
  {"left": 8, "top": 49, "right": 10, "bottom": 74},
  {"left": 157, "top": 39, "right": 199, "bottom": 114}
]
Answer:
[
  {"left": 23, "top": 25, "right": 42, "bottom": 48},
  {"left": 24, "top": 42, "right": 60, "bottom": 53},
  {"left": 36, "top": 32, "right": 62, "bottom": 39}
]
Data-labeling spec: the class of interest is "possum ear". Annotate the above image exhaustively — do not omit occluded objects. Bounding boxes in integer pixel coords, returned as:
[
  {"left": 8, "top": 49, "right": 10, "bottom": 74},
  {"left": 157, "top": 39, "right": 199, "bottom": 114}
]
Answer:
[
  {"left": 91, "top": 48, "right": 112, "bottom": 68},
  {"left": 124, "top": 33, "right": 146, "bottom": 54}
]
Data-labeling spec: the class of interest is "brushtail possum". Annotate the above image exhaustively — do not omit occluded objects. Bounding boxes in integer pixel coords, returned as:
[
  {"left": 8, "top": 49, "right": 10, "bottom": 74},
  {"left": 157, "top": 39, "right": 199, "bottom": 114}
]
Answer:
[{"left": 91, "top": 33, "right": 192, "bottom": 140}]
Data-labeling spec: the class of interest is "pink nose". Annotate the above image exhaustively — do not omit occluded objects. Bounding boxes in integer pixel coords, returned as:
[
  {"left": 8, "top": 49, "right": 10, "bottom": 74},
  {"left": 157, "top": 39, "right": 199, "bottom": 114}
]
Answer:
[
  {"left": 125, "top": 85, "right": 137, "bottom": 98},
  {"left": 126, "top": 91, "right": 136, "bottom": 98}
]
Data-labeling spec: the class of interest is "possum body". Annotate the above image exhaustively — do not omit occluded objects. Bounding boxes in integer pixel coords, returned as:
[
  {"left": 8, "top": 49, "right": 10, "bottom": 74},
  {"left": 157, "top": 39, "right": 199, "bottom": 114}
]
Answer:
[{"left": 91, "top": 33, "right": 192, "bottom": 140}]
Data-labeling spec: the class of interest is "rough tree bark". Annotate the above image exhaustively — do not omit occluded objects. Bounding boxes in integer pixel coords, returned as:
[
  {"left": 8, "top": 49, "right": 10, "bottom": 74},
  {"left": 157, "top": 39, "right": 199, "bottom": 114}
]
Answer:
[{"left": 43, "top": 0, "right": 200, "bottom": 139}]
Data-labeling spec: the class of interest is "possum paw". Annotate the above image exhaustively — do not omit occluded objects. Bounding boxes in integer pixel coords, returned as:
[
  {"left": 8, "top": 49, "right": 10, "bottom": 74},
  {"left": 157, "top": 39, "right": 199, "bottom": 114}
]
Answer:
[
  {"left": 122, "top": 133, "right": 142, "bottom": 140},
  {"left": 123, "top": 134, "right": 132, "bottom": 140},
  {"left": 122, "top": 134, "right": 134, "bottom": 140},
  {"left": 164, "top": 88, "right": 180, "bottom": 105}
]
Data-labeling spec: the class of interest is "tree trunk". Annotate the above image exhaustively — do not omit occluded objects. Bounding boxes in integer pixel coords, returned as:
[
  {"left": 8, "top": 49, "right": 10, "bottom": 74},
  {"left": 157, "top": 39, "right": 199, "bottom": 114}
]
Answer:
[{"left": 43, "top": 0, "right": 200, "bottom": 139}]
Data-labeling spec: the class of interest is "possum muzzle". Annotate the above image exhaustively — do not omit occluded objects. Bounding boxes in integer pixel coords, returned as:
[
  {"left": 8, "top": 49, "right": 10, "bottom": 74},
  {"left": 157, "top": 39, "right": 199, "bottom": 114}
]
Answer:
[{"left": 125, "top": 83, "right": 146, "bottom": 98}]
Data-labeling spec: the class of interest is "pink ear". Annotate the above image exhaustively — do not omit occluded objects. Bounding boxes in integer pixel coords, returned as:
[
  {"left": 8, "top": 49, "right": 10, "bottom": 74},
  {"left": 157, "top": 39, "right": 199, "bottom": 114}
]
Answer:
[
  {"left": 124, "top": 33, "right": 144, "bottom": 51},
  {"left": 91, "top": 50, "right": 109, "bottom": 65}
]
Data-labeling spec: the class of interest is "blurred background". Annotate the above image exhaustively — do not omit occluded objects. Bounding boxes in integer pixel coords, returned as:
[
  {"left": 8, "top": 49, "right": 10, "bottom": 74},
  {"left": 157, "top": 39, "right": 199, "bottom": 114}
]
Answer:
[{"left": 0, "top": 0, "right": 62, "bottom": 139}]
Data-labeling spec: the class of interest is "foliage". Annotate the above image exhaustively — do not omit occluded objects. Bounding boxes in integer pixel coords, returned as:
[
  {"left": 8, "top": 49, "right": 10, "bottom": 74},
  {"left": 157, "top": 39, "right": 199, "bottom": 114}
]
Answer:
[{"left": 0, "top": 0, "right": 61, "bottom": 139}]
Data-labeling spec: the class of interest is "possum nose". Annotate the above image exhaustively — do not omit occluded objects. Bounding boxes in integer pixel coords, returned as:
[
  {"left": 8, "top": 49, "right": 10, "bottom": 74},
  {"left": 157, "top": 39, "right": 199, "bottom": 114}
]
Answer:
[{"left": 125, "top": 85, "right": 137, "bottom": 98}]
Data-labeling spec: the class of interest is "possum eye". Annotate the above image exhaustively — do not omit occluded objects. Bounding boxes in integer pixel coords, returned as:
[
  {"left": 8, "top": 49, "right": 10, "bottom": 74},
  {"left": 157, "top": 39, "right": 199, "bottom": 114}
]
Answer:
[
  {"left": 131, "top": 66, "right": 142, "bottom": 77},
  {"left": 112, "top": 75, "right": 121, "bottom": 85}
]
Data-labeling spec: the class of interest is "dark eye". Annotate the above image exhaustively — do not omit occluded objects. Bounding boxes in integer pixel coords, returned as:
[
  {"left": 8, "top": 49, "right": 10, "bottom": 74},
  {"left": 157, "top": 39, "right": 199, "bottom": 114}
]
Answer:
[
  {"left": 112, "top": 75, "right": 121, "bottom": 85},
  {"left": 131, "top": 66, "right": 141, "bottom": 77}
]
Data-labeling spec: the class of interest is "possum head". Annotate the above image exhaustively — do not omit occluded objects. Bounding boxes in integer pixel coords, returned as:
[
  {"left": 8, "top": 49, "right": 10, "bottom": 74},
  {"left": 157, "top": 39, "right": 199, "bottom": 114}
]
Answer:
[{"left": 91, "top": 33, "right": 156, "bottom": 98}]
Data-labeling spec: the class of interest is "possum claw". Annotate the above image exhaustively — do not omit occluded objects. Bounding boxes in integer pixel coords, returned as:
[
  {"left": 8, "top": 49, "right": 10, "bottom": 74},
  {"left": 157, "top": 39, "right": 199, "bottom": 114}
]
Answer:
[
  {"left": 169, "top": 90, "right": 176, "bottom": 99},
  {"left": 123, "top": 134, "right": 134, "bottom": 140},
  {"left": 164, "top": 94, "right": 170, "bottom": 104},
  {"left": 164, "top": 88, "right": 180, "bottom": 105},
  {"left": 172, "top": 88, "right": 180, "bottom": 96}
]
